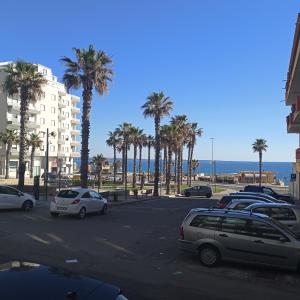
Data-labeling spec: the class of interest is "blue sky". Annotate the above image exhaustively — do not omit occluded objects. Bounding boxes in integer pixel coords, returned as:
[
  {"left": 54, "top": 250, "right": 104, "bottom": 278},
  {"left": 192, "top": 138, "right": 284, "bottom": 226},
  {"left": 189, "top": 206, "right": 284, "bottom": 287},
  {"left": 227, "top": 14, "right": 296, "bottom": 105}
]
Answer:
[{"left": 0, "top": 0, "right": 299, "bottom": 162}]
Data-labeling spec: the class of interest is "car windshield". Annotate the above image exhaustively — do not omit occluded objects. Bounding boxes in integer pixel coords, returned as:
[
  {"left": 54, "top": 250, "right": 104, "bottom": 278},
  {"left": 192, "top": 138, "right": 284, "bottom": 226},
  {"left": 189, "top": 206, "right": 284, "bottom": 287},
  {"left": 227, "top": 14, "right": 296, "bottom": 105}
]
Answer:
[{"left": 57, "top": 190, "right": 79, "bottom": 198}]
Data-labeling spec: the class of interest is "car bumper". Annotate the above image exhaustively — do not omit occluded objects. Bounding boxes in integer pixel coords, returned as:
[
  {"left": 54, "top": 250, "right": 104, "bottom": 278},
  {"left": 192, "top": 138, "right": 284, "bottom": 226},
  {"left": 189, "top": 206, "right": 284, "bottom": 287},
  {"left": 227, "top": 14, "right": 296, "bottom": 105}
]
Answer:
[
  {"left": 50, "top": 202, "right": 80, "bottom": 215},
  {"left": 178, "top": 239, "right": 196, "bottom": 253}
]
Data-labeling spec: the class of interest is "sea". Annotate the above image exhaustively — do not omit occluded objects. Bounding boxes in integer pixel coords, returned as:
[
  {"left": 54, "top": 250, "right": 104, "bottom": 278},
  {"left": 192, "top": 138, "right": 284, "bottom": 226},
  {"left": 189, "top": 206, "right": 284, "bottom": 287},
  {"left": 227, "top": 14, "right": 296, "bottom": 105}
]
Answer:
[{"left": 75, "top": 158, "right": 293, "bottom": 185}]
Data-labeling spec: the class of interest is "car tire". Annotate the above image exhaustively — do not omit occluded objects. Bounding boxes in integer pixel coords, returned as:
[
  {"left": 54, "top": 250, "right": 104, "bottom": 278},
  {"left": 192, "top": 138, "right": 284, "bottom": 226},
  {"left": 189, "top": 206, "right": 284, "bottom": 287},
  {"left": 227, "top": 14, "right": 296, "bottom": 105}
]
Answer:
[
  {"left": 206, "top": 193, "right": 212, "bottom": 198},
  {"left": 199, "top": 245, "right": 220, "bottom": 267},
  {"left": 22, "top": 200, "right": 33, "bottom": 211},
  {"left": 185, "top": 192, "right": 191, "bottom": 197},
  {"left": 100, "top": 204, "right": 108, "bottom": 215},
  {"left": 50, "top": 212, "right": 59, "bottom": 217},
  {"left": 78, "top": 207, "right": 86, "bottom": 219}
]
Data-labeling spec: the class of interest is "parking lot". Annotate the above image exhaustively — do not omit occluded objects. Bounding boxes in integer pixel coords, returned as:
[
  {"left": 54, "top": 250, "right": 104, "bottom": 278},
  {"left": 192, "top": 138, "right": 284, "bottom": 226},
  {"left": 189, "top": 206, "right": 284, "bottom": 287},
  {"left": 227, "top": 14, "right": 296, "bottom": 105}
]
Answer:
[{"left": 0, "top": 196, "right": 300, "bottom": 300}]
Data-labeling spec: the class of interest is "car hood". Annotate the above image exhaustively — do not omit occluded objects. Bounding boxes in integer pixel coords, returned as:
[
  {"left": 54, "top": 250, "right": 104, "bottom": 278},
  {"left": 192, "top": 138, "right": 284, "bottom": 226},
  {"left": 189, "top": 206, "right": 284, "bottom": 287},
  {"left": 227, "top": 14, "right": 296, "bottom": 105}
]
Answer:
[
  {"left": 0, "top": 261, "right": 122, "bottom": 300},
  {"left": 23, "top": 192, "right": 34, "bottom": 199}
]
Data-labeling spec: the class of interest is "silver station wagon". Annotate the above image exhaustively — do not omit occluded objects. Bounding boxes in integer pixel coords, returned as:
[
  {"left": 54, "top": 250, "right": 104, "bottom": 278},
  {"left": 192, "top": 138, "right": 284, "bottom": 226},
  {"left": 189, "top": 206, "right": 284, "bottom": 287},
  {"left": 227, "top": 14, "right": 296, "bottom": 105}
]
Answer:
[{"left": 179, "top": 209, "right": 300, "bottom": 270}]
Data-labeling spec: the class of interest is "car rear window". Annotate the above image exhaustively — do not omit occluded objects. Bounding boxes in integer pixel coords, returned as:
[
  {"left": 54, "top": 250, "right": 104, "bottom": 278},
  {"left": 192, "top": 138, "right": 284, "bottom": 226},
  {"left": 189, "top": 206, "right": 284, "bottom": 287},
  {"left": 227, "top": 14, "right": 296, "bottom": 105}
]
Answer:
[
  {"left": 190, "top": 215, "right": 221, "bottom": 230},
  {"left": 57, "top": 190, "right": 79, "bottom": 198}
]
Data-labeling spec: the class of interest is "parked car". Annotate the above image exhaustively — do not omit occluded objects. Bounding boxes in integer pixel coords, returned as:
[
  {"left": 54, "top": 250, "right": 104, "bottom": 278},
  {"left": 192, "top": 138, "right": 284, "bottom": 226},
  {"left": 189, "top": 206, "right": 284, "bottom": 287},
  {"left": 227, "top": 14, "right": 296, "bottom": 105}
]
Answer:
[
  {"left": 217, "top": 194, "right": 281, "bottom": 209},
  {"left": 244, "top": 203, "right": 300, "bottom": 232},
  {"left": 230, "top": 192, "right": 278, "bottom": 201},
  {"left": 0, "top": 185, "right": 35, "bottom": 211},
  {"left": 0, "top": 260, "right": 128, "bottom": 300},
  {"left": 178, "top": 208, "right": 300, "bottom": 270},
  {"left": 225, "top": 199, "right": 266, "bottom": 210},
  {"left": 243, "top": 185, "right": 294, "bottom": 203},
  {"left": 183, "top": 185, "right": 212, "bottom": 198},
  {"left": 50, "top": 188, "right": 108, "bottom": 219}
]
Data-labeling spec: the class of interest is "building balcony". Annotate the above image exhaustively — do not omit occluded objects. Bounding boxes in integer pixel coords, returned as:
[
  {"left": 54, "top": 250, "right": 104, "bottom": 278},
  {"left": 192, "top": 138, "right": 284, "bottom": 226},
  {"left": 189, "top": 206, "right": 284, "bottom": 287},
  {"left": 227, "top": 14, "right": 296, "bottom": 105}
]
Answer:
[
  {"left": 71, "top": 106, "right": 80, "bottom": 113},
  {"left": 71, "top": 96, "right": 80, "bottom": 103},
  {"left": 7, "top": 119, "right": 19, "bottom": 130},
  {"left": 71, "top": 152, "right": 80, "bottom": 158},
  {"left": 287, "top": 113, "right": 300, "bottom": 133},
  {"left": 28, "top": 106, "right": 40, "bottom": 114},
  {"left": 58, "top": 101, "right": 66, "bottom": 108},
  {"left": 71, "top": 118, "right": 80, "bottom": 125},
  {"left": 7, "top": 99, "right": 20, "bottom": 113},
  {"left": 27, "top": 120, "right": 40, "bottom": 129},
  {"left": 71, "top": 129, "right": 80, "bottom": 136},
  {"left": 58, "top": 127, "right": 66, "bottom": 132},
  {"left": 58, "top": 114, "right": 67, "bottom": 121},
  {"left": 70, "top": 140, "right": 80, "bottom": 147},
  {"left": 58, "top": 138, "right": 65, "bottom": 144},
  {"left": 57, "top": 151, "right": 66, "bottom": 157}
]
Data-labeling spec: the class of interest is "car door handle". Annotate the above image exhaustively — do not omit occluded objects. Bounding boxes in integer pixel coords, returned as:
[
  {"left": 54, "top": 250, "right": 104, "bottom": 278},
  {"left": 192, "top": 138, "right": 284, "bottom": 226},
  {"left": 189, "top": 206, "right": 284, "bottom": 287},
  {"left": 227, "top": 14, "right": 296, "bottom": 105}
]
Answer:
[
  {"left": 219, "top": 233, "right": 228, "bottom": 237},
  {"left": 254, "top": 240, "right": 264, "bottom": 244}
]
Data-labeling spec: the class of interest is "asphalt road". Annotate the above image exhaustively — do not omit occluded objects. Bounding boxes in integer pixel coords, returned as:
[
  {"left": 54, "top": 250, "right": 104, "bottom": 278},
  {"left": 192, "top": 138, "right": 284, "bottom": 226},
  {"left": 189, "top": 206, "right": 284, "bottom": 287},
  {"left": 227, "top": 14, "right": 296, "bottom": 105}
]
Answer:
[{"left": 0, "top": 196, "right": 300, "bottom": 300}]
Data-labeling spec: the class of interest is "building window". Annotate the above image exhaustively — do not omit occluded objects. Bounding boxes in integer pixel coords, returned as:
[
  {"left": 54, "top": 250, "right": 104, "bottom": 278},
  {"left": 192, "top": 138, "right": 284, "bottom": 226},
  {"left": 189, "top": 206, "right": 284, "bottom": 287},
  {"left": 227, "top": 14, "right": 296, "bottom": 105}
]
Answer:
[
  {"left": 66, "top": 101, "right": 69, "bottom": 106},
  {"left": 42, "top": 69, "right": 47, "bottom": 75},
  {"left": 51, "top": 120, "right": 55, "bottom": 126},
  {"left": 40, "top": 104, "right": 45, "bottom": 111},
  {"left": 51, "top": 107, "right": 55, "bottom": 113},
  {"left": 40, "top": 145, "right": 44, "bottom": 151},
  {"left": 40, "top": 118, "right": 45, "bottom": 125},
  {"left": 66, "top": 112, "right": 69, "bottom": 117},
  {"left": 50, "top": 145, "right": 55, "bottom": 152},
  {"left": 51, "top": 94, "right": 56, "bottom": 101},
  {"left": 40, "top": 132, "right": 45, "bottom": 138}
]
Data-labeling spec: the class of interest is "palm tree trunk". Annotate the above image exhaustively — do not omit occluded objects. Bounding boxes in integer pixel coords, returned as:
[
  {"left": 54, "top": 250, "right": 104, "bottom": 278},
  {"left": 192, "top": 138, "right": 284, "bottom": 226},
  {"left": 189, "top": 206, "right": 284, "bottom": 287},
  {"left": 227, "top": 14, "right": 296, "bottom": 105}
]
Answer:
[
  {"left": 124, "top": 142, "right": 128, "bottom": 193},
  {"left": 121, "top": 146, "right": 125, "bottom": 184},
  {"left": 166, "top": 146, "right": 172, "bottom": 195},
  {"left": 163, "top": 147, "right": 167, "bottom": 182},
  {"left": 18, "top": 89, "right": 29, "bottom": 191},
  {"left": 189, "top": 144, "right": 194, "bottom": 186},
  {"left": 5, "top": 144, "right": 11, "bottom": 179},
  {"left": 80, "top": 86, "right": 92, "bottom": 188},
  {"left": 133, "top": 144, "right": 137, "bottom": 188},
  {"left": 180, "top": 148, "right": 183, "bottom": 186},
  {"left": 138, "top": 145, "right": 142, "bottom": 182},
  {"left": 99, "top": 169, "right": 102, "bottom": 189},
  {"left": 259, "top": 151, "right": 262, "bottom": 186},
  {"left": 147, "top": 143, "right": 151, "bottom": 182},
  {"left": 174, "top": 151, "right": 177, "bottom": 184},
  {"left": 113, "top": 145, "right": 116, "bottom": 185},
  {"left": 154, "top": 116, "right": 160, "bottom": 197},
  {"left": 176, "top": 148, "right": 181, "bottom": 194},
  {"left": 30, "top": 146, "right": 35, "bottom": 179}
]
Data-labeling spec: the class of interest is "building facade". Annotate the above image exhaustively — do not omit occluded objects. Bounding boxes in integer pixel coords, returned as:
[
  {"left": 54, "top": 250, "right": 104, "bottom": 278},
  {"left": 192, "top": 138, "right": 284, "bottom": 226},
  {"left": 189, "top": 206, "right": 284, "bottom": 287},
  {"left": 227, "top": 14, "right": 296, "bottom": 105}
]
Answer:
[
  {"left": 285, "top": 14, "right": 300, "bottom": 199},
  {"left": 0, "top": 62, "right": 81, "bottom": 178}
]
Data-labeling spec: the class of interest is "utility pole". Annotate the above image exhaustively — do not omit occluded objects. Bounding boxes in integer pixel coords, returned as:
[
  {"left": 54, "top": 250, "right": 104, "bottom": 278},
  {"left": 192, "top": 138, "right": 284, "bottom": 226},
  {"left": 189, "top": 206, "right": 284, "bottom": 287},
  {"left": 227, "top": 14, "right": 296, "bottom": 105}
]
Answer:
[
  {"left": 45, "top": 128, "right": 49, "bottom": 201},
  {"left": 210, "top": 138, "right": 214, "bottom": 184}
]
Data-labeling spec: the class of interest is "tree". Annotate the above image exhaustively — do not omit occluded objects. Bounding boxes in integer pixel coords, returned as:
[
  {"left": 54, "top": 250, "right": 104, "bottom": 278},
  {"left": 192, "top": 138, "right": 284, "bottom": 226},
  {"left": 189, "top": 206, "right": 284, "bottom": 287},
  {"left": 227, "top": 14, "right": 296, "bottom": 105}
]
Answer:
[
  {"left": 252, "top": 139, "right": 268, "bottom": 186},
  {"left": 3, "top": 61, "right": 46, "bottom": 190},
  {"left": 61, "top": 45, "right": 113, "bottom": 188},
  {"left": 138, "top": 132, "right": 147, "bottom": 183},
  {"left": 116, "top": 123, "right": 132, "bottom": 190},
  {"left": 187, "top": 123, "right": 203, "bottom": 186},
  {"left": 142, "top": 92, "right": 173, "bottom": 196},
  {"left": 26, "top": 133, "right": 43, "bottom": 178},
  {"left": 0, "top": 129, "right": 19, "bottom": 179},
  {"left": 191, "top": 159, "right": 200, "bottom": 180},
  {"left": 106, "top": 130, "right": 121, "bottom": 184},
  {"left": 146, "top": 135, "right": 154, "bottom": 182},
  {"left": 91, "top": 154, "right": 107, "bottom": 191}
]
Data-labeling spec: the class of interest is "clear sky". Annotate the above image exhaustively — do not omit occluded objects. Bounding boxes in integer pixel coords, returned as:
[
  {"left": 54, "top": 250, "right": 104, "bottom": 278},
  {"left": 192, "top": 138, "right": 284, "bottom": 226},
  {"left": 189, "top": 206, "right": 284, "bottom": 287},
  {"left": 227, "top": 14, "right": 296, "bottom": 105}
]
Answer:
[{"left": 0, "top": 0, "right": 299, "bottom": 162}]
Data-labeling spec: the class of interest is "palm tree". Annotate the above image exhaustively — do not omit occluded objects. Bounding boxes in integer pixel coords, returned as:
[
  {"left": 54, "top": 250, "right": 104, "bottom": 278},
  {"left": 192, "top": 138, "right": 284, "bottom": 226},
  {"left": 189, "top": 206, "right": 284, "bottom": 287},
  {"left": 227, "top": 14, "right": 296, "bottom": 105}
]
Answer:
[
  {"left": 252, "top": 139, "right": 268, "bottom": 186},
  {"left": 91, "top": 154, "right": 107, "bottom": 191},
  {"left": 191, "top": 159, "right": 200, "bottom": 180},
  {"left": 160, "top": 125, "right": 170, "bottom": 182},
  {"left": 171, "top": 115, "right": 188, "bottom": 194},
  {"left": 187, "top": 123, "right": 203, "bottom": 186},
  {"left": 0, "top": 129, "right": 19, "bottom": 179},
  {"left": 26, "top": 133, "right": 43, "bottom": 179},
  {"left": 138, "top": 132, "right": 147, "bottom": 182},
  {"left": 106, "top": 130, "right": 121, "bottom": 184},
  {"left": 116, "top": 123, "right": 132, "bottom": 189},
  {"left": 3, "top": 61, "right": 46, "bottom": 190},
  {"left": 61, "top": 45, "right": 113, "bottom": 188},
  {"left": 141, "top": 92, "right": 173, "bottom": 196},
  {"left": 146, "top": 135, "right": 154, "bottom": 182}
]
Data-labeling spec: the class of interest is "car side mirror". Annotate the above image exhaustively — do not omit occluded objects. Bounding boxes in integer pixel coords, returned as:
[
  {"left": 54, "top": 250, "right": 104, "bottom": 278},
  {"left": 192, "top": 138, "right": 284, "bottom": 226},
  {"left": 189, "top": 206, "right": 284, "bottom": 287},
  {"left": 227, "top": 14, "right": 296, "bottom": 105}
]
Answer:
[{"left": 18, "top": 192, "right": 22, "bottom": 197}]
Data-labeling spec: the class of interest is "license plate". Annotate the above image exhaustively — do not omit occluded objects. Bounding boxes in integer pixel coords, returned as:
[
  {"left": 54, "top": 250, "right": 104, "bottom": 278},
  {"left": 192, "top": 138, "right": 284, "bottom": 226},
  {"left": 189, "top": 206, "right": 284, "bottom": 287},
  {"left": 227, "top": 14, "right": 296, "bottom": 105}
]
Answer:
[{"left": 56, "top": 206, "right": 67, "bottom": 211}]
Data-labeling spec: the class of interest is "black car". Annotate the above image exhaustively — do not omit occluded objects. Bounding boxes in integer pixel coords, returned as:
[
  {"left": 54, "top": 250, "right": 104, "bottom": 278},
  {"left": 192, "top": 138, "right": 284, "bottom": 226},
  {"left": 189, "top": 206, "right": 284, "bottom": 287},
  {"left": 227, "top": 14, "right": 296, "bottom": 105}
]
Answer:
[
  {"left": 243, "top": 185, "right": 294, "bottom": 204},
  {"left": 0, "top": 261, "right": 127, "bottom": 300},
  {"left": 183, "top": 185, "right": 212, "bottom": 198}
]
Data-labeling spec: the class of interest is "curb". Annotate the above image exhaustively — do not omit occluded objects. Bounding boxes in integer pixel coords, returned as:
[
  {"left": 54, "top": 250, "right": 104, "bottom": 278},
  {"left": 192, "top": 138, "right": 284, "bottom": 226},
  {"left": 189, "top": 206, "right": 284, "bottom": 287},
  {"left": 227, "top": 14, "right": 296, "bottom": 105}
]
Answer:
[{"left": 108, "top": 196, "right": 164, "bottom": 207}]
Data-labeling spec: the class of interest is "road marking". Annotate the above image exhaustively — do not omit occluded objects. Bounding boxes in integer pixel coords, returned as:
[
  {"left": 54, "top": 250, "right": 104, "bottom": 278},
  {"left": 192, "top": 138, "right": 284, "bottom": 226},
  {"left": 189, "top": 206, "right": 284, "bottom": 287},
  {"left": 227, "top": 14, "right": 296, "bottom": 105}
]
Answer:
[
  {"left": 25, "top": 233, "right": 50, "bottom": 245},
  {"left": 95, "top": 238, "right": 133, "bottom": 255},
  {"left": 46, "top": 233, "right": 63, "bottom": 242}
]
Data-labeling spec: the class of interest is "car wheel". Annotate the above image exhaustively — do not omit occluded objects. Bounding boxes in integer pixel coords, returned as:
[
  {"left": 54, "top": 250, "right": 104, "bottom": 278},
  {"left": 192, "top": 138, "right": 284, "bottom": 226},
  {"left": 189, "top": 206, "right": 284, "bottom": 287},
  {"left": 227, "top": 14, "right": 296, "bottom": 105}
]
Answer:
[
  {"left": 199, "top": 245, "right": 220, "bottom": 267},
  {"left": 101, "top": 204, "right": 108, "bottom": 215},
  {"left": 185, "top": 192, "right": 191, "bottom": 197},
  {"left": 206, "top": 193, "right": 212, "bottom": 198},
  {"left": 22, "top": 200, "right": 33, "bottom": 211},
  {"left": 78, "top": 207, "right": 86, "bottom": 219},
  {"left": 50, "top": 212, "right": 59, "bottom": 217}
]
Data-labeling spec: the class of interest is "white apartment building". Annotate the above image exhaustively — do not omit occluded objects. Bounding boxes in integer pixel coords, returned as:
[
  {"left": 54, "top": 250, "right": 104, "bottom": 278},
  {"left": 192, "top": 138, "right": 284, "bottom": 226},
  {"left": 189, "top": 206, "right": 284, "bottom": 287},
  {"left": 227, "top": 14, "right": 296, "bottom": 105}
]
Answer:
[{"left": 0, "top": 62, "right": 81, "bottom": 178}]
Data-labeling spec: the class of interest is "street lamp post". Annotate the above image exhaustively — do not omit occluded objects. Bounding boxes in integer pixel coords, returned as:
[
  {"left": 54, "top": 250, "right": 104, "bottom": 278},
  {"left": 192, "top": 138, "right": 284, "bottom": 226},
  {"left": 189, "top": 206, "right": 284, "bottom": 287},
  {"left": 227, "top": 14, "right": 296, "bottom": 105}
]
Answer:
[
  {"left": 210, "top": 138, "right": 216, "bottom": 192},
  {"left": 44, "top": 129, "right": 55, "bottom": 201}
]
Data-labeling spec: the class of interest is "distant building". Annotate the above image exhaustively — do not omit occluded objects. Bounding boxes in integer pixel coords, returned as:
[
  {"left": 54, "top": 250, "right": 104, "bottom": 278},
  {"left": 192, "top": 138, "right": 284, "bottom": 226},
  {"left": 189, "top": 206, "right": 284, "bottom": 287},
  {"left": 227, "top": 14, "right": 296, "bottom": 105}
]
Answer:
[
  {"left": 238, "top": 171, "right": 275, "bottom": 184},
  {"left": 0, "top": 62, "right": 81, "bottom": 178},
  {"left": 285, "top": 14, "right": 300, "bottom": 199}
]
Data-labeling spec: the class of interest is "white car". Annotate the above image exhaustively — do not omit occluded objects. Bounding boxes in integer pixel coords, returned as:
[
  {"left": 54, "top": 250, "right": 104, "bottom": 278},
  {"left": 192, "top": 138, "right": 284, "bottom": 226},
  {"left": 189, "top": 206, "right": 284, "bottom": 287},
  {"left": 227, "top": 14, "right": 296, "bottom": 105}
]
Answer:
[
  {"left": 0, "top": 185, "right": 36, "bottom": 211},
  {"left": 50, "top": 188, "right": 108, "bottom": 219}
]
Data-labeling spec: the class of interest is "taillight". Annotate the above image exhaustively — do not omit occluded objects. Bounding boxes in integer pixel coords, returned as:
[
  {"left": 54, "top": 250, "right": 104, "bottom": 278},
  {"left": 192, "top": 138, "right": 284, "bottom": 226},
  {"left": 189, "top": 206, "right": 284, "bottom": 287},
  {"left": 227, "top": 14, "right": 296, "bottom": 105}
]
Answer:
[
  {"left": 71, "top": 199, "right": 80, "bottom": 205},
  {"left": 180, "top": 226, "right": 184, "bottom": 240},
  {"left": 218, "top": 202, "right": 225, "bottom": 209}
]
